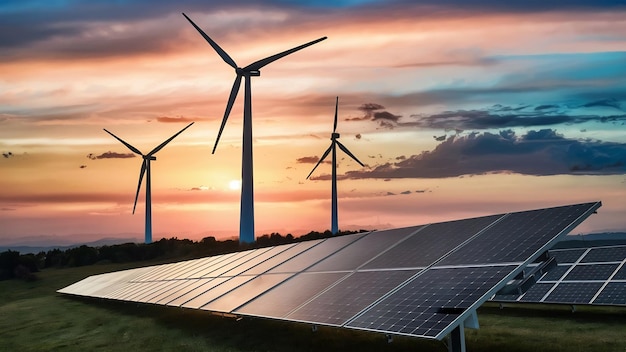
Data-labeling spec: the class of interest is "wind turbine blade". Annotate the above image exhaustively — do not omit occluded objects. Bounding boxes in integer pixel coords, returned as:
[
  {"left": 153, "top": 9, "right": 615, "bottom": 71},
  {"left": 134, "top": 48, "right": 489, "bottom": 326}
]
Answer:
[
  {"left": 213, "top": 74, "right": 242, "bottom": 154},
  {"left": 133, "top": 160, "right": 147, "bottom": 214},
  {"left": 245, "top": 36, "right": 327, "bottom": 71},
  {"left": 182, "top": 13, "right": 238, "bottom": 69},
  {"left": 306, "top": 144, "right": 333, "bottom": 179},
  {"left": 336, "top": 140, "right": 364, "bottom": 167},
  {"left": 103, "top": 129, "right": 143, "bottom": 155},
  {"left": 333, "top": 96, "right": 339, "bottom": 133},
  {"left": 148, "top": 122, "right": 194, "bottom": 155}
]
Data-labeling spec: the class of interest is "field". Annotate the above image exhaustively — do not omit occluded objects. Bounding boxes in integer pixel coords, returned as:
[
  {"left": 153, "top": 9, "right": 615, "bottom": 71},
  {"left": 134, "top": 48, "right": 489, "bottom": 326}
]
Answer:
[{"left": 1, "top": 262, "right": 625, "bottom": 352}]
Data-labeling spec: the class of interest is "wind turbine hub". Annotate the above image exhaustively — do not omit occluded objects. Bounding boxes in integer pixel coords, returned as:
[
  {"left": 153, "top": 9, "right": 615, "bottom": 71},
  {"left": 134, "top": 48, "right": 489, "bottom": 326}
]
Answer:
[
  {"left": 144, "top": 155, "right": 157, "bottom": 161},
  {"left": 331, "top": 132, "right": 340, "bottom": 140}
]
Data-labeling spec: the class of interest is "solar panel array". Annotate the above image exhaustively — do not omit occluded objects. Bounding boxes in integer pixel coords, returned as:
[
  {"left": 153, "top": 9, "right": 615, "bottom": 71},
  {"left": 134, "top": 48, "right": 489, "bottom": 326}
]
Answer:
[
  {"left": 58, "top": 202, "right": 600, "bottom": 341},
  {"left": 493, "top": 244, "right": 626, "bottom": 306}
]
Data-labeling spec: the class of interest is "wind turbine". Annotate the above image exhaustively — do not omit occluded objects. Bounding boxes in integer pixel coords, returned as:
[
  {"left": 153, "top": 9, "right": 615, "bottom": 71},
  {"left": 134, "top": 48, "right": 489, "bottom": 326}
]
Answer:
[
  {"left": 104, "top": 122, "right": 194, "bottom": 244},
  {"left": 307, "top": 97, "right": 364, "bottom": 235},
  {"left": 183, "top": 13, "right": 327, "bottom": 243}
]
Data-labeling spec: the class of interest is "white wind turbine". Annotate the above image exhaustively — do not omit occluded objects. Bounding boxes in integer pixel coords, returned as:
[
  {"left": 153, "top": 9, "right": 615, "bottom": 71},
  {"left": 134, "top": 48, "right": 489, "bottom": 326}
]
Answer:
[
  {"left": 183, "top": 13, "right": 327, "bottom": 243},
  {"left": 104, "top": 122, "right": 194, "bottom": 244},
  {"left": 307, "top": 97, "right": 364, "bottom": 235}
]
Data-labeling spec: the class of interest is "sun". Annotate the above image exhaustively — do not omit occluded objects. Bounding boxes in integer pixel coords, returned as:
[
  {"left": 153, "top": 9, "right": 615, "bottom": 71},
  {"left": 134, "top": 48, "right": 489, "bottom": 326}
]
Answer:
[{"left": 228, "top": 179, "right": 241, "bottom": 190}]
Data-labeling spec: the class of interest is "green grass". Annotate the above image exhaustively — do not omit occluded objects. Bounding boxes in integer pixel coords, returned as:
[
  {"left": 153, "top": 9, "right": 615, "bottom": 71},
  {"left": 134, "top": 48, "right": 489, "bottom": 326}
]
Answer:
[{"left": 1, "top": 264, "right": 625, "bottom": 352}]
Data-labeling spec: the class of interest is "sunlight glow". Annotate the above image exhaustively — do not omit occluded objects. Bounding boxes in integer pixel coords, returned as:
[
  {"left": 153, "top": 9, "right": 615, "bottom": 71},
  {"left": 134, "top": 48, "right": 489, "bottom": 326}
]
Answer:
[{"left": 228, "top": 179, "right": 242, "bottom": 190}]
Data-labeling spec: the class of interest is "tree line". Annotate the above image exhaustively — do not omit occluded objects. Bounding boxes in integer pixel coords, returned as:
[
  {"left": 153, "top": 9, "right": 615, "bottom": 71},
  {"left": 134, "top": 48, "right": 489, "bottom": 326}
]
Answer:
[{"left": 0, "top": 230, "right": 366, "bottom": 281}]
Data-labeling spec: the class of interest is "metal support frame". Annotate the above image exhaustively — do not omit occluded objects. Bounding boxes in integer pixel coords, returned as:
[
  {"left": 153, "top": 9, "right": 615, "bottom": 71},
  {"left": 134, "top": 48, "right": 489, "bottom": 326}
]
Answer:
[{"left": 447, "top": 323, "right": 466, "bottom": 352}]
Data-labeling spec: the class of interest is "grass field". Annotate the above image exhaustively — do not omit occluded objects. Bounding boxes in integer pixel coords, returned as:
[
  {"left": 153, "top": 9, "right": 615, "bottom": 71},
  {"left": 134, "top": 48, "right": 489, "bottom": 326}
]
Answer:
[{"left": 1, "top": 263, "right": 625, "bottom": 352}]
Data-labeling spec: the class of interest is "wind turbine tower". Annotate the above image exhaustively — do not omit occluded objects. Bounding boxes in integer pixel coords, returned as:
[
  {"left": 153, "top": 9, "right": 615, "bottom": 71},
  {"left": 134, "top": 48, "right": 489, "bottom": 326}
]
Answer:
[
  {"left": 183, "top": 13, "right": 326, "bottom": 243},
  {"left": 307, "top": 97, "right": 364, "bottom": 235},
  {"left": 104, "top": 122, "right": 194, "bottom": 244}
]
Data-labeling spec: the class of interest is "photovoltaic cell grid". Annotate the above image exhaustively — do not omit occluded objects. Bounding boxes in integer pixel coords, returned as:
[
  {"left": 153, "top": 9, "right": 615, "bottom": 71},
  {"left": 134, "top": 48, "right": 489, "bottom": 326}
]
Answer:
[
  {"left": 492, "top": 244, "right": 626, "bottom": 306},
  {"left": 58, "top": 202, "right": 600, "bottom": 341}
]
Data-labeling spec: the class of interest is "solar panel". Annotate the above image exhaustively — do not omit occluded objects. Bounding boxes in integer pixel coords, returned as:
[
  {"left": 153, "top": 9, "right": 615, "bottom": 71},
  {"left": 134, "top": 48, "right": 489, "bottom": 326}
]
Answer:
[
  {"left": 362, "top": 216, "right": 501, "bottom": 270},
  {"left": 540, "top": 265, "right": 570, "bottom": 281},
  {"left": 492, "top": 244, "right": 626, "bottom": 306},
  {"left": 581, "top": 246, "right": 626, "bottom": 263},
  {"left": 166, "top": 277, "right": 230, "bottom": 307},
  {"left": 304, "top": 230, "right": 408, "bottom": 272},
  {"left": 614, "top": 264, "right": 626, "bottom": 280},
  {"left": 203, "top": 273, "right": 293, "bottom": 312},
  {"left": 519, "top": 282, "right": 554, "bottom": 302},
  {"left": 440, "top": 203, "right": 595, "bottom": 265},
  {"left": 58, "top": 201, "right": 601, "bottom": 351},
  {"left": 286, "top": 270, "right": 420, "bottom": 326},
  {"left": 235, "top": 272, "right": 347, "bottom": 318},
  {"left": 593, "top": 283, "right": 626, "bottom": 305},
  {"left": 563, "top": 263, "right": 620, "bottom": 281},
  {"left": 345, "top": 265, "right": 517, "bottom": 338},
  {"left": 267, "top": 235, "right": 364, "bottom": 273},
  {"left": 543, "top": 282, "right": 604, "bottom": 304}
]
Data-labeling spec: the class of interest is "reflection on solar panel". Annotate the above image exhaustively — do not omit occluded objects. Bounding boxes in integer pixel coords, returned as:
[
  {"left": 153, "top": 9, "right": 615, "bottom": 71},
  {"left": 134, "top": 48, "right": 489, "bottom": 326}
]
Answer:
[
  {"left": 58, "top": 202, "right": 601, "bottom": 352},
  {"left": 492, "top": 244, "right": 626, "bottom": 307}
]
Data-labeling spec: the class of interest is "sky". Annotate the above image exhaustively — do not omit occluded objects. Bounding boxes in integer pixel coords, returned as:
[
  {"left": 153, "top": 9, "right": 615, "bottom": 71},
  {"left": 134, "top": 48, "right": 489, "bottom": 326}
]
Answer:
[{"left": 1, "top": 0, "right": 626, "bottom": 245}]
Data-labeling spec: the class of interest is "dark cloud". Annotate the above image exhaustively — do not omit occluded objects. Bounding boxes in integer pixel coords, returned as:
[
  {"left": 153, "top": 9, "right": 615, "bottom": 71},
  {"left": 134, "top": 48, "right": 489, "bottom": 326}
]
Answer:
[
  {"left": 296, "top": 156, "right": 320, "bottom": 164},
  {"left": 407, "top": 107, "right": 626, "bottom": 131},
  {"left": 581, "top": 98, "right": 623, "bottom": 111},
  {"left": 373, "top": 111, "right": 401, "bottom": 123},
  {"left": 400, "top": 190, "right": 411, "bottom": 195},
  {"left": 355, "top": 133, "right": 362, "bottom": 139},
  {"left": 349, "top": 103, "right": 402, "bottom": 128},
  {"left": 79, "top": 165, "right": 87, "bottom": 169},
  {"left": 534, "top": 104, "right": 558, "bottom": 111},
  {"left": 156, "top": 116, "right": 195, "bottom": 123},
  {"left": 87, "top": 151, "right": 136, "bottom": 160},
  {"left": 434, "top": 135, "right": 446, "bottom": 141},
  {"left": 334, "top": 129, "right": 626, "bottom": 179},
  {"left": 358, "top": 103, "right": 385, "bottom": 113}
]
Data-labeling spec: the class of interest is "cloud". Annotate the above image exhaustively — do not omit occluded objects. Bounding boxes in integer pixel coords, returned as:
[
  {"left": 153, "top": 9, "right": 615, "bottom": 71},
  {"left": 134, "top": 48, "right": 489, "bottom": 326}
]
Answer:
[
  {"left": 87, "top": 151, "right": 136, "bottom": 160},
  {"left": 406, "top": 106, "right": 626, "bottom": 131},
  {"left": 156, "top": 116, "right": 196, "bottom": 123},
  {"left": 336, "top": 129, "right": 626, "bottom": 179},
  {"left": 347, "top": 103, "right": 402, "bottom": 128},
  {"left": 296, "top": 156, "right": 320, "bottom": 164},
  {"left": 2, "top": 151, "right": 13, "bottom": 158},
  {"left": 581, "top": 98, "right": 623, "bottom": 111},
  {"left": 79, "top": 165, "right": 87, "bottom": 169}
]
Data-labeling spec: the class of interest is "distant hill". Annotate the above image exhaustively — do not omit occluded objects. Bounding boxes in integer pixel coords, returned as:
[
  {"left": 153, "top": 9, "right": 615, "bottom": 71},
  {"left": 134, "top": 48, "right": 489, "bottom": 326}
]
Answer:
[
  {"left": 0, "top": 237, "right": 139, "bottom": 254},
  {"left": 554, "top": 232, "right": 626, "bottom": 249}
]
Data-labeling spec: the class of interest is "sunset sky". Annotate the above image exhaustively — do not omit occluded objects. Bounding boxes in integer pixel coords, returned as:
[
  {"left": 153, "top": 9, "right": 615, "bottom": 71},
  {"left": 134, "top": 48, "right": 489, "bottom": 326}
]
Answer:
[{"left": 1, "top": 0, "right": 625, "bottom": 245}]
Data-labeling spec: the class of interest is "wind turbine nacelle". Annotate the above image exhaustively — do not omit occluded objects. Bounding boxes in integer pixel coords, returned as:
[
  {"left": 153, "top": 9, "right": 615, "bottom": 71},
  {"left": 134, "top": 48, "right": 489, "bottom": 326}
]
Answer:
[
  {"left": 144, "top": 155, "right": 157, "bottom": 161},
  {"left": 249, "top": 70, "right": 261, "bottom": 76},
  {"left": 331, "top": 132, "right": 340, "bottom": 140}
]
